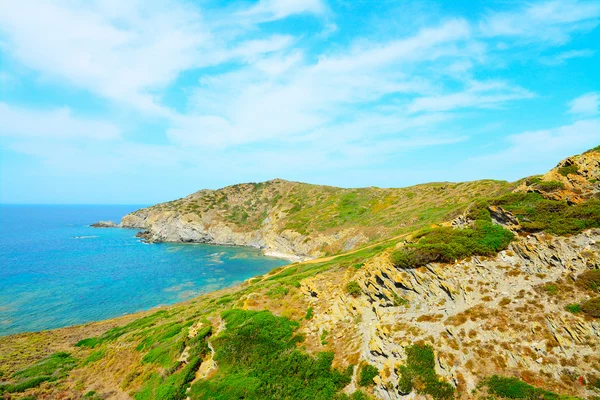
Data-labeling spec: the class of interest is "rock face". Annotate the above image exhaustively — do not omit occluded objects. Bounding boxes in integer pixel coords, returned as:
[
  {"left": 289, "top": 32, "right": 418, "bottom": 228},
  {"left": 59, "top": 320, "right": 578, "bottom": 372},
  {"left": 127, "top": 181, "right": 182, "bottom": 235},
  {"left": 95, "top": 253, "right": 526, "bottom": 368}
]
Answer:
[
  {"left": 90, "top": 220, "right": 119, "bottom": 228},
  {"left": 516, "top": 149, "right": 600, "bottom": 203},
  {"left": 300, "top": 229, "right": 600, "bottom": 399}
]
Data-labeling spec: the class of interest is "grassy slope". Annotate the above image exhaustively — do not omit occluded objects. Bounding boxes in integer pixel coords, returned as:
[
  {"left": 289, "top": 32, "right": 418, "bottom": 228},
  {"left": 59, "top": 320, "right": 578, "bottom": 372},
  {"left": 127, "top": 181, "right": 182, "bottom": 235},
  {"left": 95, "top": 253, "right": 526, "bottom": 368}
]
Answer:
[{"left": 129, "top": 178, "right": 515, "bottom": 255}]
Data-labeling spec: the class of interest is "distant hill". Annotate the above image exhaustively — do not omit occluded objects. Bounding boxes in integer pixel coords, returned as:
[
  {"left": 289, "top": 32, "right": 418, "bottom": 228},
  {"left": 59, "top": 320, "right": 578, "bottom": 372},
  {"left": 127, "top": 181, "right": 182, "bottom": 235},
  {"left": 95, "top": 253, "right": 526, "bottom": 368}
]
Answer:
[{"left": 121, "top": 178, "right": 515, "bottom": 259}]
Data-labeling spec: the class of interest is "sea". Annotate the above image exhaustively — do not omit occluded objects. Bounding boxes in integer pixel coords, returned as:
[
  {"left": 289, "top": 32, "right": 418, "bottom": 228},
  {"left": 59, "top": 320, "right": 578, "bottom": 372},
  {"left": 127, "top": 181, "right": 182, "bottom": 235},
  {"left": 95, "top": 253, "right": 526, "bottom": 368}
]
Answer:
[{"left": 0, "top": 205, "right": 287, "bottom": 336}]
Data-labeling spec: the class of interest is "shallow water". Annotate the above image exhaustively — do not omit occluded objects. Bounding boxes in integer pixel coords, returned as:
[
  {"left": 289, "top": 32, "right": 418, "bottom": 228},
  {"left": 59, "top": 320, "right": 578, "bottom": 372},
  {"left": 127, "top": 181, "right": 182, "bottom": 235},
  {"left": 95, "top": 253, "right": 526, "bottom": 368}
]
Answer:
[{"left": 0, "top": 205, "right": 286, "bottom": 336}]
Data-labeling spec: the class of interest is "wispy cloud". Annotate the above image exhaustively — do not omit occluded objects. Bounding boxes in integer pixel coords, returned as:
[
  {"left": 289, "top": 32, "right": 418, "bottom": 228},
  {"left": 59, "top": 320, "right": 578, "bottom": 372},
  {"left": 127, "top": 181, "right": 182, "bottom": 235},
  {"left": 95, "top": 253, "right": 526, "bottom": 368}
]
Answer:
[
  {"left": 0, "top": 103, "right": 120, "bottom": 140},
  {"left": 480, "top": 0, "right": 600, "bottom": 44},
  {"left": 568, "top": 92, "right": 600, "bottom": 116}
]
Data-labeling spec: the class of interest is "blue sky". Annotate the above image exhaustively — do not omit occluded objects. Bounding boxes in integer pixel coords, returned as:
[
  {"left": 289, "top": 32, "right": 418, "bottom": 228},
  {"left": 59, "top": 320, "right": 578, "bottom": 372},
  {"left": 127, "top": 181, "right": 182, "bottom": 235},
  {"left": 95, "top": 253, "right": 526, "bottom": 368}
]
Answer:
[{"left": 0, "top": 0, "right": 599, "bottom": 204}]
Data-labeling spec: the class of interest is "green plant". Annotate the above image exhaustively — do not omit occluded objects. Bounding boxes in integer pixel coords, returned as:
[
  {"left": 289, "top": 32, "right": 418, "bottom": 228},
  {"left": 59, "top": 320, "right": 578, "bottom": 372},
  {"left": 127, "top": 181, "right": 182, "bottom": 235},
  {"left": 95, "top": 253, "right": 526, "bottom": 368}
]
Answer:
[
  {"left": 321, "top": 329, "right": 329, "bottom": 345},
  {"left": 565, "top": 304, "right": 582, "bottom": 314},
  {"left": 346, "top": 281, "right": 362, "bottom": 297},
  {"left": 0, "top": 352, "right": 77, "bottom": 394},
  {"left": 582, "top": 297, "right": 600, "bottom": 318},
  {"left": 543, "top": 284, "right": 558, "bottom": 295},
  {"left": 392, "top": 292, "right": 408, "bottom": 307},
  {"left": 390, "top": 220, "right": 513, "bottom": 269},
  {"left": 577, "top": 269, "right": 600, "bottom": 291},
  {"left": 481, "top": 375, "right": 573, "bottom": 399},
  {"left": 358, "top": 364, "right": 378, "bottom": 387},
  {"left": 305, "top": 307, "right": 314, "bottom": 320},
  {"left": 535, "top": 180, "right": 565, "bottom": 192},
  {"left": 558, "top": 165, "right": 579, "bottom": 176},
  {"left": 396, "top": 344, "right": 454, "bottom": 400}
]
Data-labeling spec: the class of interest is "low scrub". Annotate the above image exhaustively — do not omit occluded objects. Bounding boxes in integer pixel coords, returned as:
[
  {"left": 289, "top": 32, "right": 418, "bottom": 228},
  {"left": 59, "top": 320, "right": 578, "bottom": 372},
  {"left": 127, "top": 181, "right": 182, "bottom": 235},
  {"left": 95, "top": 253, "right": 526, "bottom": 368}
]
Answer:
[
  {"left": 577, "top": 269, "right": 600, "bottom": 291},
  {"left": 358, "top": 364, "right": 378, "bottom": 387},
  {"left": 481, "top": 375, "right": 578, "bottom": 399},
  {"left": 0, "top": 352, "right": 77, "bottom": 394},
  {"left": 582, "top": 297, "right": 600, "bottom": 318},
  {"left": 390, "top": 220, "right": 513, "bottom": 269},
  {"left": 486, "top": 193, "right": 600, "bottom": 236},
  {"left": 346, "top": 281, "right": 362, "bottom": 297},
  {"left": 396, "top": 344, "right": 454, "bottom": 400},
  {"left": 188, "top": 309, "right": 356, "bottom": 399}
]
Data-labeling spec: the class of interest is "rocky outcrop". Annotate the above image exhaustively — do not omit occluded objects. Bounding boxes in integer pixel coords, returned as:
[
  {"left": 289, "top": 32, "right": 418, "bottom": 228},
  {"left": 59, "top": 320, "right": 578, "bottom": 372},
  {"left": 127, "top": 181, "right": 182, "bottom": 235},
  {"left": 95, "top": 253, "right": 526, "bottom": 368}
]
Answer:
[
  {"left": 300, "top": 229, "right": 600, "bottom": 399},
  {"left": 516, "top": 150, "right": 600, "bottom": 203},
  {"left": 90, "top": 220, "right": 119, "bottom": 228}
]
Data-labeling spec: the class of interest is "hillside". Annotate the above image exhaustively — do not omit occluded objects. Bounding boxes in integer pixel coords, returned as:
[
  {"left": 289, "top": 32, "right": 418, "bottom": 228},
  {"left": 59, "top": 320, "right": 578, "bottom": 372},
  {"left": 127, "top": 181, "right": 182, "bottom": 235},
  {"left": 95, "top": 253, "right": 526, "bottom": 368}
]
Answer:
[
  {"left": 1, "top": 148, "right": 600, "bottom": 400},
  {"left": 121, "top": 178, "right": 514, "bottom": 259}
]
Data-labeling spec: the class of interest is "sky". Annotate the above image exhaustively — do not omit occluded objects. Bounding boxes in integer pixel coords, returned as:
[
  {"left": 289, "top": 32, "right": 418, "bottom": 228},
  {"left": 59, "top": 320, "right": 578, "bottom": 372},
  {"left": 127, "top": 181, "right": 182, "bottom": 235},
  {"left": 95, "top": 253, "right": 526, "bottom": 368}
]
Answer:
[{"left": 0, "top": 0, "right": 599, "bottom": 204}]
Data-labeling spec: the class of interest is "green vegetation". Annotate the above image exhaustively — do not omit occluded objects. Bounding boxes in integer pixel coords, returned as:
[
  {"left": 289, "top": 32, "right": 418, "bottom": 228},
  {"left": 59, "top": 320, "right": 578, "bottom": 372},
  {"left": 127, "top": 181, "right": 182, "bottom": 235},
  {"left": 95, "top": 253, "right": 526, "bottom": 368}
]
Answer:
[
  {"left": 189, "top": 309, "right": 355, "bottom": 399},
  {"left": 543, "top": 284, "right": 558, "bottom": 295},
  {"left": 358, "top": 364, "right": 378, "bottom": 387},
  {"left": 483, "top": 193, "right": 600, "bottom": 236},
  {"left": 577, "top": 269, "right": 600, "bottom": 291},
  {"left": 305, "top": 307, "right": 314, "bottom": 320},
  {"left": 82, "top": 349, "right": 106, "bottom": 366},
  {"left": 565, "top": 303, "right": 582, "bottom": 314},
  {"left": 396, "top": 344, "right": 454, "bottom": 400},
  {"left": 134, "top": 324, "right": 212, "bottom": 399},
  {"left": 534, "top": 180, "right": 565, "bottom": 192},
  {"left": 321, "top": 329, "right": 329, "bottom": 345},
  {"left": 481, "top": 375, "right": 578, "bottom": 399},
  {"left": 0, "top": 352, "right": 76, "bottom": 394},
  {"left": 392, "top": 292, "right": 409, "bottom": 307},
  {"left": 76, "top": 310, "right": 170, "bottom": 348},
  {"left": 390, "top": 220, "right": 513, "bottom": 269},
  {"left": 582, "top": 297, "right": 600, "bottom": 318},
  {"left": 558, "top": 165, "right": 579, "bottom": 176},
  {"left": 346, "top": 281, "right": 362, "bottom": 297}
]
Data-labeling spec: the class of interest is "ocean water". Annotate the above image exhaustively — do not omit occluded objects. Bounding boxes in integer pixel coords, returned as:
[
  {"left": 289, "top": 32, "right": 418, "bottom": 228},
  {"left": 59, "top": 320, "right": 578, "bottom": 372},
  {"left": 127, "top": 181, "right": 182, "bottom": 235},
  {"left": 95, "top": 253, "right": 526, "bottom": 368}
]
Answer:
[{"left": 0, "top": 205, "right": 287, "bottom": 336}]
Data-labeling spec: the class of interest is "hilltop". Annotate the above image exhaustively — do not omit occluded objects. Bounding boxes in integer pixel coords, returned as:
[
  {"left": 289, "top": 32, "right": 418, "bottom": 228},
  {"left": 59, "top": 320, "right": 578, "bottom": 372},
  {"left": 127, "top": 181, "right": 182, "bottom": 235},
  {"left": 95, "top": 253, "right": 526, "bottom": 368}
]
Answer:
[
  {"left": 121, "top": 178, "right": 514, "bottom": 259},
  {"left": 1, "top": 147, "right": 600, "bottom": 400}
]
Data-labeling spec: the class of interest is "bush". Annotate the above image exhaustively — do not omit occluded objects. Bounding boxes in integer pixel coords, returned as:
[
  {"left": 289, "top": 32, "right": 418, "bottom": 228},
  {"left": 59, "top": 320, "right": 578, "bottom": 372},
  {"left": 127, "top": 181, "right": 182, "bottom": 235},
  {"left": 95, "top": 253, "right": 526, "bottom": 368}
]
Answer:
[
  {"left": 396, "top": 344, "right": 454, "bottom": 400},
  {"left": 565, "top": 304, "right": 582, "bottom": 314},
  {"left": 486, "top": 193, "right": 600, "bottom": 236},
  {"left": 390, "top": 221, "right": 513, "bottom": 269},
  {"left": 577, "top": 269, "right": 600, "bottom": 291},
  {"left": 582, "top": 297, "right": 600, "bottom": 318},
  {"left": 482, "top": 375, "right": 567, "bottom": 399},
  {"left": 535, "top": 180, "right": 565, "bottom": 192},
  {"left": 558, "top": 165, "right": 579, "bottom": 176},
  {"left": 358, "top": 364, "right": 378, "bottom": 387},
  {"left": 305, "top": 307, "right": 314, "bottom": 320},
  {"left": 346, "top": 281, "right": 362, "bottom": 297}
]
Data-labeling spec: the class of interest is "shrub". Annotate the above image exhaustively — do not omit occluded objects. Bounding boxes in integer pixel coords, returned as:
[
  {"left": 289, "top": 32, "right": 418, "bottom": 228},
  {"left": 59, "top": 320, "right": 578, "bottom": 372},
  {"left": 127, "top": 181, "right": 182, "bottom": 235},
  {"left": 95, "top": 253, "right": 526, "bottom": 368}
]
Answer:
[
  {"left": 535, "top": 180, "right": 565, "bottom": 192},
  {"left": 577, "top": 269, "right": 600, "bottom": 291},
  {"left": 482, "top": 375, "right": 567, "bottom": 399},
  {"left": 390, "top": 221, "right": 513, "bottom": 269},
  {"left": 396, "top": 344, "right": 454, "bottom": 400},
  {"left": 565, "top": 304, "right": 582, "bottom": 314},
  {"left": 582, "top": 297, "right": 600, "bottom": 318},
  {"left": 346, "top": 281, "right": 362, "bottom": 297},
  {"left": 358, "top": 364, "right": 378, "bottom": 387},
  {"left": 305, "top": 307, "right": 314, "bottom": 320},
  {"left": 543, "top": 284, "right": 558, "bottom": 295},
  {"left": 558, "top": 165, "right": 579, "bottom": 176}
]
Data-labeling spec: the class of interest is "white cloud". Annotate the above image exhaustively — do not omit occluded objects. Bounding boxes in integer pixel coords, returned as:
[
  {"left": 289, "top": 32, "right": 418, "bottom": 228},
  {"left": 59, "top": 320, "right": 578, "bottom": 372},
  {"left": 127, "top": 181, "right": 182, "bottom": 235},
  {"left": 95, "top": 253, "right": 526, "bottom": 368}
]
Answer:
[
  {"left": 467, "top": 119, "right": 600, "bottom": 169},
  {"left": 407, "top": 81, "right": 534, "bottom": 113},
  {"left": 540, "top": 49, "right": 596, "bottom": 65},
  {"left": 0, "top": 0, "right": 304, "bottom": 114},
  {"left": 568, "top": 92, "right": 600, "bottom": 116},
  {"left": 480, "top": 0, "right": 600, "bottom": 44},
  {"left": 0, "top": 103, "right": 120, "bottom": 140},
  {"left": 239, "top": 0, "right": 326, "bottom": 22}
]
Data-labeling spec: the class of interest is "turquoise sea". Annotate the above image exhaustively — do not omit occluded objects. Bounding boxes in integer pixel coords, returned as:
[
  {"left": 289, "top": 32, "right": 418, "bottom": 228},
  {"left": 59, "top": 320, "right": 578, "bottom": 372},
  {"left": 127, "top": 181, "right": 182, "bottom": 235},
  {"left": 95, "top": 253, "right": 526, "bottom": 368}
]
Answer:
[{"left": 0, "top": 205, "right": 287, "bottom": 336}]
